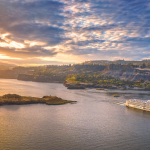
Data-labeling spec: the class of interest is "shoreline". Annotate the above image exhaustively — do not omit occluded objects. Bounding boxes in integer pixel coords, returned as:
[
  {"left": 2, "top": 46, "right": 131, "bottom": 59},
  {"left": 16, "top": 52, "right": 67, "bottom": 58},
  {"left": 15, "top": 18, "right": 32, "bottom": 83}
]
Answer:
[
  {"left": 64, "top": 82, "right": 150, "bottom": 91},
  {"left": 1, "top": 78, "right": 150, "bottom": 91}
]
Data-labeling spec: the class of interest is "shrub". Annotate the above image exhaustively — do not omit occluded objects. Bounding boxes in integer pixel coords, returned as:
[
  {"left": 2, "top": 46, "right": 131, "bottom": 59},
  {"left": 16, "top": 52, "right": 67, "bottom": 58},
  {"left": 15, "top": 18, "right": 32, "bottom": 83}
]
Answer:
[{"left": 2, "top": 94, "right": 22, "bottom": 99}]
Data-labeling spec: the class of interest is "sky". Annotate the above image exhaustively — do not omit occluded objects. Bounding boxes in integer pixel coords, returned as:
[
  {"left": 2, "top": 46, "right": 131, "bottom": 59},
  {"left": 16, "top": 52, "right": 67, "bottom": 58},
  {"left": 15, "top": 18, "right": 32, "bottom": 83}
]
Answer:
[{"left": 0, "top": 0, "right": 150, "bottom": 66}]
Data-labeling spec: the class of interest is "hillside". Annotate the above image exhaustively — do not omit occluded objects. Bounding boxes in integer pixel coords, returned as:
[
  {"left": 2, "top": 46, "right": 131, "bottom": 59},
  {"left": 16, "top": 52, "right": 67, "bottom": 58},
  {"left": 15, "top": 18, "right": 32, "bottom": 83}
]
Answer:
[{"left": 1, "top": 60, "right": 150, "bottom": 89}]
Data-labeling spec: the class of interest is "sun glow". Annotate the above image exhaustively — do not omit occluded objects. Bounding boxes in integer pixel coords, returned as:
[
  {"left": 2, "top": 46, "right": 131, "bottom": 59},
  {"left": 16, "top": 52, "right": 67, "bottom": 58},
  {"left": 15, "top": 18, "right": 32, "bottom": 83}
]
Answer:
[
  {"left": 0, "top": 54, "right": 21, "bottom": 60},
  {"left": 40, "top": 53, "right": 85, "bottom": 63}
]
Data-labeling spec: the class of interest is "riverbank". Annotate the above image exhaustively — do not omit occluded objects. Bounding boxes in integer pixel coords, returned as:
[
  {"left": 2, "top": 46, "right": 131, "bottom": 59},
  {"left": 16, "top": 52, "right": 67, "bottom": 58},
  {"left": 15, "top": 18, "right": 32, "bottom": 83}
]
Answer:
[
  {"left": 63, "top": 81, "right": 150, "bottom": 90},
  {"left": 0, "top": 94, "right": 76, "bottom": 105}
]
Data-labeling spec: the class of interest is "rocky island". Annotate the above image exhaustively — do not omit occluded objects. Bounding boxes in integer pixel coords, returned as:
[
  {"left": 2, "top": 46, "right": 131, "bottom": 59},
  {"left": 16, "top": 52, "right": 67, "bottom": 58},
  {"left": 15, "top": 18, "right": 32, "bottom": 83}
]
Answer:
[{"left": 0, "top": 94, "right": 76, "bottom": 105}]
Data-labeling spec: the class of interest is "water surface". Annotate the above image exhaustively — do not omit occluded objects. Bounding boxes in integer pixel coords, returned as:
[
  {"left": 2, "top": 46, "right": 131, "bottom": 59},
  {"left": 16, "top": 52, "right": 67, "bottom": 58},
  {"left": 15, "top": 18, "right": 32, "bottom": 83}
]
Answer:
[{"left": 0, "top": 79, "right": 150, "bottom": 150}]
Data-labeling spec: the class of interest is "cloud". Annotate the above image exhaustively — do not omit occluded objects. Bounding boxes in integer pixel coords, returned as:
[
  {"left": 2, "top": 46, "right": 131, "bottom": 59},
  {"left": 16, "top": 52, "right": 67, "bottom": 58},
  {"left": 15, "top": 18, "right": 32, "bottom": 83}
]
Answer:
[
  {"left": 0, "top": 38, "right": 6, "bottom": 43},
  {"left": 0, "top": 45, "right": 57, "bottom": 58},
  {"left": 0, "top": 0, "right": 150, "bottom": 63}
]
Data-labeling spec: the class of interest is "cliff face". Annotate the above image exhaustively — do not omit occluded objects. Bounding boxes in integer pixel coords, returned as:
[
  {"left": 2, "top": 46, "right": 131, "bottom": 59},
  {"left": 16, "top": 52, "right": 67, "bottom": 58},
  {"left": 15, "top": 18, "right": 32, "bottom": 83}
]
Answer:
[
  {"left": 0, "top": 68, "right": 32, "bottom": 79},
  {"left": 17, "top": 74, "right": 65, "bottom": 83},
  {"left": 0, "top": 70, "right": 18, "bottom": 79},
  {"left": 17, "top": 74, "right": 34, "bottom": 81},
  {"left": 102, "top": 69, "right": 150, "bottom": 82}
]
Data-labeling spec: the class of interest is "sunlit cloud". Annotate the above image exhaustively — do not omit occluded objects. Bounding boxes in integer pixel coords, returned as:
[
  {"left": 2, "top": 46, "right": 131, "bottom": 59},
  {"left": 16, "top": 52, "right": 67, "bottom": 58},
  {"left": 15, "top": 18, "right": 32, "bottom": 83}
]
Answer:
[
  {"left": 0, "top": 41, "right": 24, "bottom": 48},
  {"left": 0, "top": 0, "right": 150, "bottom": 65},
  {"left": 0, "top": 54, "right": 21, "bottom": 60}
]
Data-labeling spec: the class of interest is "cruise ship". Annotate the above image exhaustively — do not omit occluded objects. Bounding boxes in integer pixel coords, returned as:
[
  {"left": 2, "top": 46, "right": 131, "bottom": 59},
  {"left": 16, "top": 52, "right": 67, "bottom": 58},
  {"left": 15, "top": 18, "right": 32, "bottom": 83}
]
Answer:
[{"left": 126, "top": 99, "right": 150, "bottom": 111}]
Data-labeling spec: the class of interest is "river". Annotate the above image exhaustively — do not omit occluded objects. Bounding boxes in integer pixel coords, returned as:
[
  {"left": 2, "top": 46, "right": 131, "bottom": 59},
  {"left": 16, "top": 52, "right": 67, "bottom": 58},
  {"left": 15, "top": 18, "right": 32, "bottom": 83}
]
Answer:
[{"left": 0, "top": 79, "right": 150, "bottom": 150}]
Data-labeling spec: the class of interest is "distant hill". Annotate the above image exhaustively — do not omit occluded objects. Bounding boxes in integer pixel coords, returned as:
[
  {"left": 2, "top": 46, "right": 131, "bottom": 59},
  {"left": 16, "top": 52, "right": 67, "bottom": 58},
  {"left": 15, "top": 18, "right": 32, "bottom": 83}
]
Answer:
[
  {"left": 0, "top": 62, "right": 16, "bottom": 70},
  {"left": 84, "top": 59, "right": 150, "bottom": 65},
  {"left": 1, "top": 59, "right": 150, "bottom": 87}
]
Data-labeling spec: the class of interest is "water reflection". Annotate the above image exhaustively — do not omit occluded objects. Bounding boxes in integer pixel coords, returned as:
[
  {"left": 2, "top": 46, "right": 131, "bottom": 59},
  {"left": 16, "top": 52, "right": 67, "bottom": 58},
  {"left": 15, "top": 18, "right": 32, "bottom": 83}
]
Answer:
[
  {"left": 1, "top": 105, "right": 21, "bottom": 111},
  {"left": 1, "top": 79, "right": 150, "bottom": 150},
  {"left": 126, "top": 106, "right": 150, "bottom": 116}
]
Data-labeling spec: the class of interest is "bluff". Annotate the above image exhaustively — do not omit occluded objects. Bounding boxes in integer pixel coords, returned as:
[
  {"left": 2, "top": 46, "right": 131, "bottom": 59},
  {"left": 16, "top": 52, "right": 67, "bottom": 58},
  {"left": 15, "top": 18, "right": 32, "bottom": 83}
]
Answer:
[{"left": 17, "top": 74, "right": 65, "bottom": 83}]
